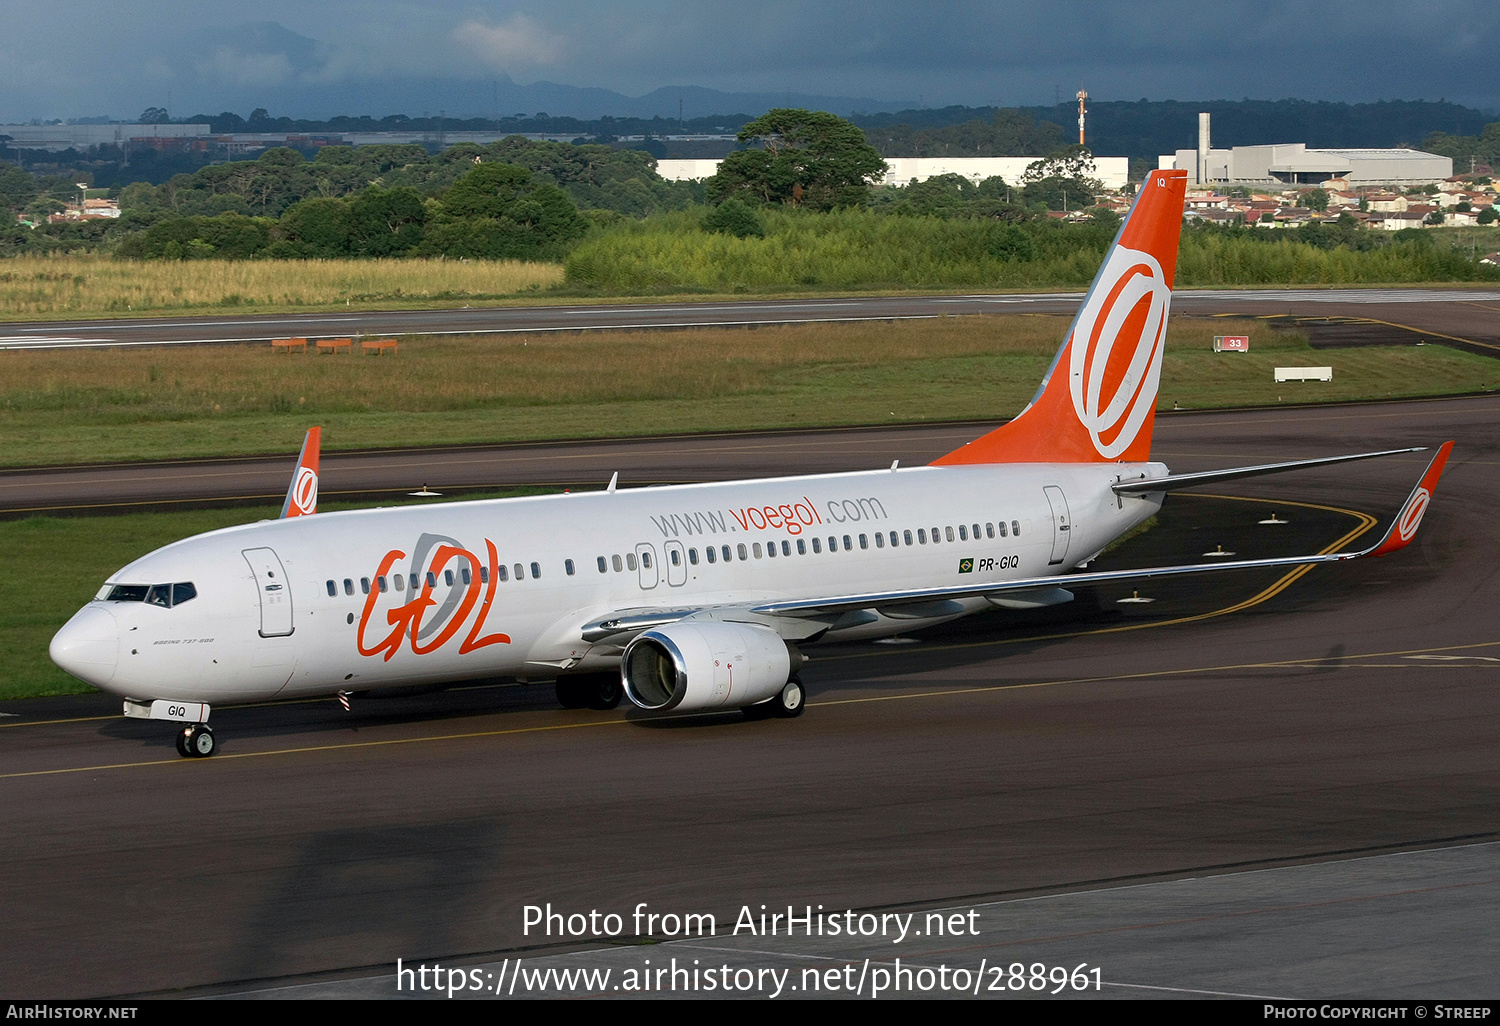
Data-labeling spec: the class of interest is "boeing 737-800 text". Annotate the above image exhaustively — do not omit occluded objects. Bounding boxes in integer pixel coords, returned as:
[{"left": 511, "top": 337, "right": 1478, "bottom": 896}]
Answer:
[{"left": 49, "top": 170, "right": 1453, "bottom": 757}]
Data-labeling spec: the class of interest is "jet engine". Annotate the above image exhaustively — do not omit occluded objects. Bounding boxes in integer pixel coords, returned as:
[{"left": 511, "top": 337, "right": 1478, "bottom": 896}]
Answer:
[{"left": 621, "top": 620, "right": 803, "bottom": 713}]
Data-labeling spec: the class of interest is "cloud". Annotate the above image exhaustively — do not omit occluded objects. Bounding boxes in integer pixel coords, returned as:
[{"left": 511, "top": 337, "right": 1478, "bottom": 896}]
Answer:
[
  {"left": 453, "top": 14, "right": 565, "bottom": 71},
  {"left": 195, "top": 47, "right": 296, "bottom": 88}
]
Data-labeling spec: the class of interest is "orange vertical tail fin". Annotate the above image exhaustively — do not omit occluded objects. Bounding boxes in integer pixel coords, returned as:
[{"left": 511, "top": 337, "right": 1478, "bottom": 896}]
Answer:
[{"left": 933, "top": 169, "right": 1188, "bottom": 466}]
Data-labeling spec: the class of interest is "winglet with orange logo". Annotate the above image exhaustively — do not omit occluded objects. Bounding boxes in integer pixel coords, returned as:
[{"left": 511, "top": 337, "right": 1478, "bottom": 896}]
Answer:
[
  {"left": 279, "top": 427, "right": 321, "bottom": 519},
  {"left": 933, "top": 168, "right": 1189, "bottom": 466},
  {"left": 1362, "top": 441, "right": 1452, "bottom": 558}
]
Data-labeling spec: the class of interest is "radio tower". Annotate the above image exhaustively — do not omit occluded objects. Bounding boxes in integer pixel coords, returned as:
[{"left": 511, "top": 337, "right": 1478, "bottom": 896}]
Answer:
[{"left": 1076, "top": 89, "right": 1088, "bottom": 146}]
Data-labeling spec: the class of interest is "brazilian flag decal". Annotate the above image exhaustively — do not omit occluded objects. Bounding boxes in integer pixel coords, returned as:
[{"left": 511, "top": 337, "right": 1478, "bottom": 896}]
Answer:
[{"left": 958, "top": 558, "right": 974, "bottom": 574}]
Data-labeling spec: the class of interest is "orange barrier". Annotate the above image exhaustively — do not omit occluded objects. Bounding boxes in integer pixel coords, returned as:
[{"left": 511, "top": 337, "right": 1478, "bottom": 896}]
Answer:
[
  {"left": 271, "top": 337, "right": 309, "bottom": 354},
  {"left": 317, "top": 338, "right": 353, "bottom": 355},
  {"left": 360, "top": 339, "right": 399, "bottom": 356}
]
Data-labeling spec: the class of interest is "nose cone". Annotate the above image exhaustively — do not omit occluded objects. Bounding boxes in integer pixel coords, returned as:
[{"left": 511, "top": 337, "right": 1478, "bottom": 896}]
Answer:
[{"left": 50, "top": 605, "right": 119, "bottom": 689}]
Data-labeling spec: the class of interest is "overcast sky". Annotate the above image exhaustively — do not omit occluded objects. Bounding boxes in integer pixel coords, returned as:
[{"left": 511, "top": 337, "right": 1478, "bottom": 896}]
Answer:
[{"left": 2, "top": 1, "right": 1498, "bottom": 122}]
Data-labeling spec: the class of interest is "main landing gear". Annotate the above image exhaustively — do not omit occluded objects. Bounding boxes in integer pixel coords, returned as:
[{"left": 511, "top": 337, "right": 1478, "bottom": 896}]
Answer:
[
  {"left": 175, "top": 723, "right": 216, "bottom": 758},
  {"left": 555, "top": 673, "right": 624, "bottom": 710},
  {"left": 743, "top": 678, "right": 806, "bottom": 720}
]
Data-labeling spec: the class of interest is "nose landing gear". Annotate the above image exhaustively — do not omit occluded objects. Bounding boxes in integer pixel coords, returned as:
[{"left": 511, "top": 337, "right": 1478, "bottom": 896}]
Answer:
[{"left": 175, "top": 723, "right": 216, "bottom": 758}]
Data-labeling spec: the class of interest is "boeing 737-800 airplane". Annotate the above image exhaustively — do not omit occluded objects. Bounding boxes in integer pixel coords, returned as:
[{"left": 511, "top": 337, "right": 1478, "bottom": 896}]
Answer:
[{"left": 49, "top": 169, "right": 1453, "bottom": 757}]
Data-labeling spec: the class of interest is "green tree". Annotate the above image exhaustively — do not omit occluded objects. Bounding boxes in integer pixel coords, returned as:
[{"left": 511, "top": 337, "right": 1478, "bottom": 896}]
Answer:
[
  {"left": 701, "top": 197, "right": 763, "bottom": 238},
  {"left": 707, "top": 109, "right": 887, "bottom": 210},
  {"left": 1297, "top": 188, "right": 1329, "bottom": 212},
  {"left": 1479, "top": 206, "right": 1498, "bottom": 225}
]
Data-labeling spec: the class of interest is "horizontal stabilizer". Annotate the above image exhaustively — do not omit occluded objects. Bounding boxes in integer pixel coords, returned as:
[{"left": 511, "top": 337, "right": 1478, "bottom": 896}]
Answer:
[{"left": 1112, "top": 446, "right": 1426, "bottom": 495}]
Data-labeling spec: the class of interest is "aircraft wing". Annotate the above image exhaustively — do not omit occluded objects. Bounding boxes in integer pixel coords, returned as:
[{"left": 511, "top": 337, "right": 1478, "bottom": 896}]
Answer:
[
  {"left": 1112, "top": 446, "right": 1425, "bottom": 495},
  {"left": 753, "top": 441, "right": 1454, "bottom": 620},
  {"left": 574, "top": 443, "right": 1451, "bottom": 643}
]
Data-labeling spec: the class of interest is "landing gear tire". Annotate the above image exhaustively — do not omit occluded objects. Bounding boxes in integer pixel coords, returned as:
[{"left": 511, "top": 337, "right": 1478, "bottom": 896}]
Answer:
[
  {"left": 184, "top": 724, "right": 216, "bottom": 758},
  {"left": 772, "top": 677, "right": 806, "bottom": 718},
  {"left": 588, "top": 676, "right": 623, "bottom": 711},
  {"left": 175, "top": 727, "right": 192, "bottom": 757},
  {"left": 742, "top": 700, "right": 775, "bottom": 720}
]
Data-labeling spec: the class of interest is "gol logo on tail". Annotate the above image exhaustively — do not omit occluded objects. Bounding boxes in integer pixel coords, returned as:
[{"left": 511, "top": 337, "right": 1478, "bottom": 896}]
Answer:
[{"left": 1068, "top": 245, "right": 1171, "bottom": 459}]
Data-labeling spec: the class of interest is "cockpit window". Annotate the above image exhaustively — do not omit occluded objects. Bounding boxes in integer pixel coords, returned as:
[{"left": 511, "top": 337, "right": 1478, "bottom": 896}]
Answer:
[{"left": 104, "top": 582, "right": 195, "bottom": 606}]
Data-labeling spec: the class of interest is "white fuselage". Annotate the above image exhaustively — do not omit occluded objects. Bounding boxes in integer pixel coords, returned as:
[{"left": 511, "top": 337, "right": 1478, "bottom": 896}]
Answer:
[{"left": 55, "top": 461, "right": 1165, "bottom": 705}]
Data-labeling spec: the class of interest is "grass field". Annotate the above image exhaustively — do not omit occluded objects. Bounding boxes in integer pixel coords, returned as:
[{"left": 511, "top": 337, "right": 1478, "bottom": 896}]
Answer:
[
  {"left": 0, "top": 253, "right": 564, "bottom": 319},
  {"left": 3, "top": 315, "right": 1497, "bottom": 467}
]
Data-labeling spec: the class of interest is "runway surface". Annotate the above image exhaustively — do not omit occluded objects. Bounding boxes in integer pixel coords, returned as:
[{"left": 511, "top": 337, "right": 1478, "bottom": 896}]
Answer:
[
  {"left": 3, "top": 396, "right": 1498, "bottom": 998},
  {"left": 3, "top": 287, "right": 1500, "bottom": 351}
]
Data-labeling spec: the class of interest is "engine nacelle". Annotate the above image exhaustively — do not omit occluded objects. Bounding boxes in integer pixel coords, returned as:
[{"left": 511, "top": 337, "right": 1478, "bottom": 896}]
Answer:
[{"left": 621, "top": 621, "right": 801, "bottom": 713}]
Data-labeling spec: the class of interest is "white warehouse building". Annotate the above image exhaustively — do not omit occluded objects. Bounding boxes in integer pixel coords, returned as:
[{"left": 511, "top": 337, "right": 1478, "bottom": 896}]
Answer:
[
  {"left": 657, "top": 155, "right": 1130, "bottom": 191},
  {"left": 1159, "top": 112, "right": 1451, "bottom": 186}
]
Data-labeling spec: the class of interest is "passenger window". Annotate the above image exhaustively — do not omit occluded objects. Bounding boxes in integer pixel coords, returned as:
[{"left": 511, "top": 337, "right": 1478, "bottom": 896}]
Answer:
[
  {"left": 444, "top": 570, "right": 454, "bottom": 586},
  {"left": 918, "top": 529, "right": 927, "bottom": 544},
  {"left": 1012, "top": 520, "right": 1021, "bottom": 536},
  {"left": 565, "top": 559, "right": 575, "bottom": 576},
  {"left": 378, "top": 576, "right": 389, "bottom": 592},
  {"left": 959, "top": 525, "right": 968, "bottom": 541},
  {"left": 360, "top": 577, "right": 371, "bottom": 595},
  {"left": 531, "top": 562, "right": 541, "bottom": 579},
  {"left": 859, "top": 534, "right": 868, "bottom": 549},
  {"left": 409, "top": 573, "right": 420, "bottom": 591},
  {"left": 812, "top": 537, "right": 822, "bottom": 553},
  {"left": 797, "top": 539, "right": 806, "bottom": 555},
  {"left": 689, "top": 548, "right": 699, "bottom": 565},
  {"left": 933, "top": 527, "right": 942, "bottom": 542},
  {"left": 765, "top": 542, "right": 775, "bottom": 558},
  {"left": 326, "top": 580, "right": 337, "bottom": 597},
  {"left": 641, "top": 551, "right": 652, "bottom": 569},
  {"left": 394, "top": 574, "right": 405, "bottom": 591},
  {"left": 497, "top": 564, "right": 509, "bottom": 582},
  {"left": 998, "top": 521, "right": 1008, "bottom": 537},
  {"left": 945, "top": 526, "right": 954, "bottom": 542},
  {"left": 515, "top": 563, "right": 525, "bottom": 580},
  {"left": 890, "top": 531, "right": 899, "bottom": 547},
  {"left": 670, "top": 549, "right": 680, "bottom": 566},
  {"left": 986, "top": 523, "right": 995, "bottom": 539},
  {"left": 426, "top": 572, "right": 436, "bottom": 589},
  {"left": 461, "top": 568, "right": 471, "bottom": 585},
  {"left": 875, "top": 532, "right": 885, "bottom": 548},
  {"left": 344, "top": 578, "right": 354, "bottom": 595},
  {"left": 753, "top": 543, "right": 762, "bottom": 559},
  {"left": 626, "top": 553, "right": 637, "bottom": 571},
  {"left": 597, "top": 556, "right": 608, "bottom": 573},
  {"left": 706, "top": 546, "right": 717, "bottom": 564},
  {"left": 972, "top": 523, "right": 981, "bottom": 539},
  {"left": 737, "top": 544, "right": 748, "bottom": 560},
  {"left": 173, "top": 582, "right": 197, "bottom": 605},
  {"left": 479, "top": 567, "right": 489, "bottom": 584},
  {"left": 781, "top": 540, "right": 791, "bottom": 556},
  {"left": 612, "top": 554, "right": 623, "bottom": 572}
]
